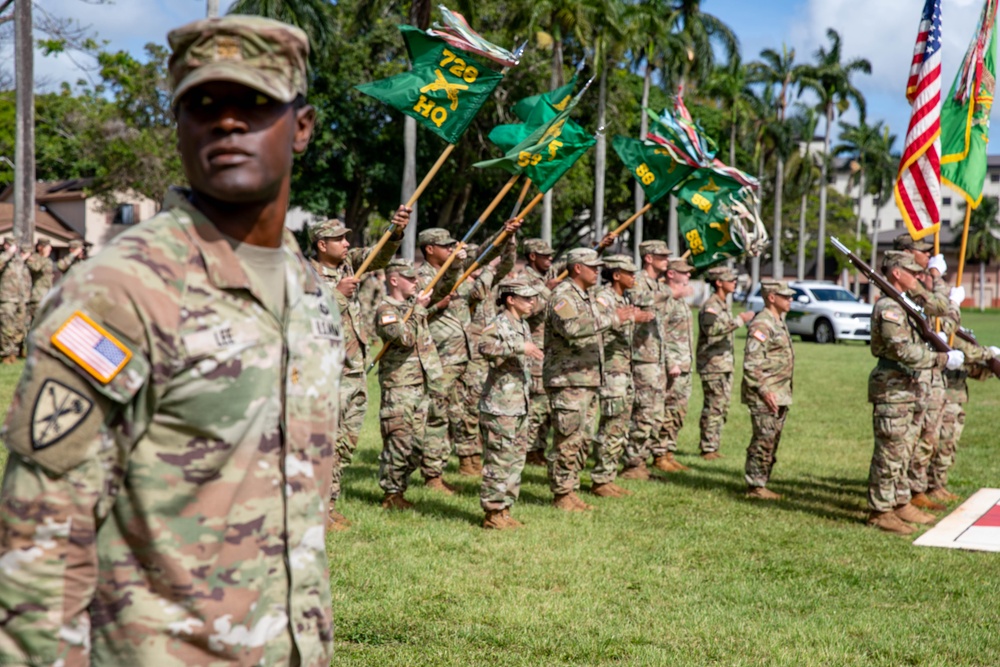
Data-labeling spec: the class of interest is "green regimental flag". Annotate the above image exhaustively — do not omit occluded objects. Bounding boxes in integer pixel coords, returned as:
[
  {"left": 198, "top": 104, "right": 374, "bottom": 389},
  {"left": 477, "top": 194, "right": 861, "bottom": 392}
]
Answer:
[
  {"left": 675, "top": 171, "right": 745, "bottom": 270},
  {"left": 612, "top": 136, "right": 695, "bottom": 205},
  {"left": 355, "top": 25, "right": 504, "bottom": 144},
  {"left": 511, "top": 75, "right": 578, "bottom": 121},
  {"left": 941, "top": 9, "right": 997, "bottom": 208},
  {"left": 474, "top": 85, "right": 593, "bottom": 193}
]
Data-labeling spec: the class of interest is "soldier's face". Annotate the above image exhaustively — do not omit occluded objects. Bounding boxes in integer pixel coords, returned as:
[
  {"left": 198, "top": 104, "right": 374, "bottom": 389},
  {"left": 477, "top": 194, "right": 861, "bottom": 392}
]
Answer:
[
  {"left": 616, "top": 270, "right": 636, "bottom": 290},
  {"left": 910, "top": 249, "right": 930, "bottom": 268},
  {"left": 718, "top": 277, "right": 736, "bottom": 294},
  {"left": 176, "top": 81, "right": 315, "bottom": 205},
  {"left": 575, "top": 263, "right": 599, "bottom": 288},
  {"left": 509, "top": 294, "right": 535, "bottom": 317},
  {"left": 530, "top": 253, "right": 553, "bottom": 272},
  {"left": 645, "top": 254, "right": 669, "bottom": 274},
  {"left": 38, "top": 245, "right": 51, "bottom": 257},
  {"left": 771, "top": 293, "right": 792, "bottom": 313},
  {"left": 393, "top": 274, "right": 418, "bottom": 298},
  {"left": 318, "top": 235, "right": 350, "bottom": 263}
]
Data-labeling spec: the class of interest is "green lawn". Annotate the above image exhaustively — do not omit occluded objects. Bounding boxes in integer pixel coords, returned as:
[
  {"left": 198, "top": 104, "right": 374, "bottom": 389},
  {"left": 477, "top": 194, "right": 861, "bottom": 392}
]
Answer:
[{"left": 1, "top": 312, "right": 999, "bottom": 666}]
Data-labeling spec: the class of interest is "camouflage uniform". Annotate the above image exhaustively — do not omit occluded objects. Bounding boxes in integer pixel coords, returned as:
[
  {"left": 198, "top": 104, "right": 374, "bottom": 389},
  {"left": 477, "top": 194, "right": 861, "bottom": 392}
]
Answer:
[
  {"left": 658, "top": 258, "right": 695, "bottom": 457},
  {"left": 866, "top": 261, "right": 948, "bottom": 513},
  {"left": 309, "top": 219, "right": 401, "bottom": 508},
  {"left": 544, "top": 249, "right": 619, "bottom": 497},
  {"left": 478, "top": 283, "right": 534, "bottom": 512},
  {"left": 0, "top": 243, "right": 27, "bottom": 358},
  {"left": 375, "top": 260, "right": 444, "bottom": 495},
  {"left": 624, "top": 243, "right": 671, "bottom": 469},
  {"left": 742, "top": 283, "right": 795, "bottom": 489},
  {"left": 592, "top": 257, "right": 635, "bottom": 485},
  {"left": 520, "top": 240, "right": 556, "bottom": 457},
  {"left": 416, "top": 229, "right": 469, "bottom": 475},
  {"left": 357, "top": 270, "right": 386, "bottom": 345},
  {"left": 0, "top": 183, "right": 343, "bottom": 665},
  {"left": 696, "top": 267, "right": 743, "bottom": 455}
]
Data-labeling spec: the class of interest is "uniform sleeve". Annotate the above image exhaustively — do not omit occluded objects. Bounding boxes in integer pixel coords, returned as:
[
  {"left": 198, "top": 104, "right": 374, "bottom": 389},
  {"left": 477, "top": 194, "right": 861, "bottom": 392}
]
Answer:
[
  {"left": 908, "top": 278, "right": 951, "bottom": 317},
  {"left": 55, "top": 256, "right": 75, "bottom": 273},
  {"left": 548, "top": 290, "right": 617, "bottom": 342},
  {"left": 24, "top": 254, "right": 42, "bottom": 272},
  {"left": 0, "top": 271, "right": 153, "bottom": 665},
  {"left": 0, "top": 247, "right": 14, "bottom": 270},
  {"left": 700, "top": 301, "right": 740, "bottom": 337},
  {"left": 468, "top": 267, "right": 496, "bottom": 306},
  {"left": 663, "top": 299, "right": 688, "bottom": 365},
  {"left": 878, "top": 303, "right": 946, "bottom": 370},
  {"left": 349, "top": 234, "right": 402, "bottom": 274},
  {"left": 742, "top": 319, "right": 781, "bottom": 398},
  {"left": 494, "top": 236, "right": 517, "bottom": 283},
  {"left": 479, "top": 319, "right": 525, "bottom": 362},
  {"left": 375, "top": 302, "right": 418, "bottom": 348}
]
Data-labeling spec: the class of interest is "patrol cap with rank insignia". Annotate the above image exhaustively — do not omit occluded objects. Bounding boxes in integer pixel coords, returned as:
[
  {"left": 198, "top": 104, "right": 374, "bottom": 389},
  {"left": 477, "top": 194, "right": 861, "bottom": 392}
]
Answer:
[
  {"left": 639, "top": 240, "right": 670, "bottom": 257},
  {"left": 311, "top": 218, "right": 351, "bottom": 241},
  {"left": 497, "top": 277, "right": 539, "bottom": 298},
  {"left": 705, "top": 265, "right": 737, "bottom": 282},
  {"left": 760, "top": 279, "right": 795, "bottom": 298},
  {"left": 168, "top": 15, "right": 310, "bottom": 105},
  {"left": 881, "top": 250, "right": 923, "bottom": 274},
  {"left": 523, "top": 238, "right": 554, "bottom": 256},
  {"left": 385, "top": 257, "right": 416, "bottom": 279},
  {"left": 563, "top": 247, "right": 604, "bottom": 268},
  {"left": 418, "top": 228, "right": 458, "bottom": 247},
  {"left": 603, "top": 254, "right": 638, "bottom": 273},
  {"left": 893, "top": 233, "right": 933, "bottom": 253}
]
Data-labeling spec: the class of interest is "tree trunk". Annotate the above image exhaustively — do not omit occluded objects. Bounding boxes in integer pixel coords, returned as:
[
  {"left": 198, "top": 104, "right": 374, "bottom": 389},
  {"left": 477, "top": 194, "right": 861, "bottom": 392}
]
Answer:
[
  {"left": 816, "top": 105, "right": 833, "bottom": 281},
  {"left": 634, "top": 63, "right": 651, "bottom": 263},
  {"left": 772, "top": 155, "right": 784, "bottom": 279},
  {"left": 797, "top": 193, "right": 807, "bottom": 280},
  {"left": 592, "top": 57, "right": 608, "bottom": 243},
  {"left": 668, "top": 195, "right": 679, "bottom": 255},
  {"left": 868, "top": 201, "right": 884, "bottom": 302},
  {"left": 980, "top": 261, "right": 986, "bottom": 311},
  {"left": 14, "top": 0, "right": 34, "bottom": 247},
  {"left": 207, "top": 0, "right": 219, "bottom": 17},
  {"left": 401, "top": 115, "right": 418, "bottom": 260},
  {"left": 751, "top": 153, "right": 763, "bottom": 285},
  {"left": 852, "top": 170, "right": 865, "bottom": 296},
  {"left": 729, "top": 115, "right": 736, "bottom": 168},
  {"left": 542, "top": 34, "right": 565, "bottom": 245}
]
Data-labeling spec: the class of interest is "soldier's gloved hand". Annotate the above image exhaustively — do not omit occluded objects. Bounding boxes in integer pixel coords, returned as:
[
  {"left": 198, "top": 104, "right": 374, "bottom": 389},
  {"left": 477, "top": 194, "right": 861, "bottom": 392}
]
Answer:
[
  {"left": 928, "top": 253, "right": 947, "bottom": 276},
  {"left": 945, "top": 350, "right": 965, "bottom": 370},
  {"left": 936, "top": 331, "right": 948, "bottom": 343},
  {"left": 988, "top": 345, "right": 1000, "bottom": 357},
  {"left": 949, "top": 286, "right": 966, "bottom": 305}
]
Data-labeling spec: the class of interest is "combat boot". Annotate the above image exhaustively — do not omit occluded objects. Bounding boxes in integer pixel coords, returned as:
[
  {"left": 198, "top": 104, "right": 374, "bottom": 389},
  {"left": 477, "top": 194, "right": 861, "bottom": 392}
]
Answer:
[
  {"left": 895, "top": 503, "right": 936, "bottom": 525},
  {"left": 619, "top": 462, "right": 650, "bottom": 480},
  {"left": 929, "top": 487, "right": 960, "bottom": 502},
  {"left": 525, "top": 450, "right": 546, "bottom": 467},
  {"left": 501, "top": 508, "right": 523, "bottom": 528},
  {"left": 424, "top": 476, "right": 455, "bottom": 495},
  {"left": 326, "top": 502, "right": 352, "bottom": 531},
  {"left": 457, "top": 456, "right": 479, "bottom": 477},
  {"left": 910, "top": 492, "right": 946, "bottom": 512},
  {"left": 666, "top": 453, "right": 690, "bottom": 471},
  {"left": 746, "top": 486, "right": 782, "bottom": 500},
  {"left": 472, "top": 453, "right": 483, "bottom": 474},
  {"left": 590, "top": 482, "right": 622, "bottom": 498},
  {"left": 482, "top": 509, "right": 508, "bottom": 530},
  {"left": 868, "top": 510, "right": 916, "bottom": 535},
  {"left": 569, "top": 492, "right": 594, "bottom": 510},
  {"left": 553, "top": 494, "right": 586, "bottom": 512},
  {"left": 700, "top": 451, "right": 723, "bottom": 460},
  {"left": 381, "top": 493, "right": 414, "bottom": 510},
  {"left": 2, "top": 354, "right": 15, "bottom": 365}
]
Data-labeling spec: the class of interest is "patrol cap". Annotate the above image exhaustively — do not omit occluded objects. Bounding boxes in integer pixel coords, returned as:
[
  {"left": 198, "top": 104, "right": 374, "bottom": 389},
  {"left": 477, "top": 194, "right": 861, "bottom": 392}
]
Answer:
[
  {"left": 35, "top": 238, "right": 51, "bottom": 247},
  {"left": 563, "top": 247, "right": 604, "bottom": 268},
  {"left": 384, "top": 257, "right": 416, "bottom": 279},
  {"left": 68, "top": 239, "right": 84, "bottom": 250},
  {"left": 523, "top": 238, "right": 554, "bottom": 256},
  {"left": 881, "top": 250, "right": 923, "bottom": 274},
  {"left": 667, "top": 257, "right": 695, "bottom": 273},
  {"left": 760, "top": 279, "right": 795, "bottom": 298},
  {"left": 312, "top": 218, "right": 350, "bottom": 240},
  {"left": 639, "top": 239, "right": 670, "bottom": 257},
  {"left": 418, "top": 228, "right": 458, "bottom": 247},
  {"left": 603, "top": 254, "right": 638, "bottom": 273},
  {"left": 168, "top": 15, "right": 310, "bottom": 105},
  {"left": 705, "top": 265, "right": 737, "bottom": 282},
  {"left": 497, "top": 277, "right": 539, "bottom": 298},
  {"left": 893, "top": 233, "right": 933, "bottom": 252}
]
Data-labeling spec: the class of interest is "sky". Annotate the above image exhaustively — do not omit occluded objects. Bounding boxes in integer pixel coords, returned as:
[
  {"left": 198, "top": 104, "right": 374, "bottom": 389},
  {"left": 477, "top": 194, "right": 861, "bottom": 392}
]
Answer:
[{"left": 3, "top": 0, "right": 999, "bottom": 154}]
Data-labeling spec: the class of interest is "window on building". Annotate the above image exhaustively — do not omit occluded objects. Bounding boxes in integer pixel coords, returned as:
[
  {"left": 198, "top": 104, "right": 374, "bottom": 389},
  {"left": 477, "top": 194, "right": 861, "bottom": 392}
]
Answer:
[
  {"left": 942, "top": 197, "right": 952, "bottom": 205},
  {"left": 895, "top": 219, "right": 903, "bottom": 228},
  {"left": 943, "top": 219, "right": 951, "bottom": 226},
  {"left": 991, "top": 173, "right": 1000, "bottom": 183},
  {"left": 113, "top": 204, "right": 136, "bottom": 225}
]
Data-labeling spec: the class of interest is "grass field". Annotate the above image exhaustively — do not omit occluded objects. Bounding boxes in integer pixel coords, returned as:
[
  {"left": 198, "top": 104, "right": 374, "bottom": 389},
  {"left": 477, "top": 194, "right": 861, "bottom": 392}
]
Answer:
[{"left": 1, "top": 311, "right": 999, "bottom": 666}]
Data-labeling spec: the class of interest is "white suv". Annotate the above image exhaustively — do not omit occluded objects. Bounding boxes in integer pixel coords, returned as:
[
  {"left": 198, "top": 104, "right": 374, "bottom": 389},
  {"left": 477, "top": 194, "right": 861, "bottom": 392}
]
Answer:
[{"left": 745, "top": 280, "right": 873, "bottom": 343}]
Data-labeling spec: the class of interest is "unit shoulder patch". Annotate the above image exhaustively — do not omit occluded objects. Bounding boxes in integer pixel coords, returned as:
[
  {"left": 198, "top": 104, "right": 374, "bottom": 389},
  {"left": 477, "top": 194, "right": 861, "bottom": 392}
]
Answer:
[{"left": 31, "top": 379, "right": 94, "bottom": 450}]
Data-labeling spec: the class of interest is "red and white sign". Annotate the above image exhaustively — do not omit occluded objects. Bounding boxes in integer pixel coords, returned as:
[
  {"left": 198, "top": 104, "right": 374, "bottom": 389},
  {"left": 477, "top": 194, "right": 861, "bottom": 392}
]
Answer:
[{"left": 914, "top": 488, "right": 1000, "bottom": 552}]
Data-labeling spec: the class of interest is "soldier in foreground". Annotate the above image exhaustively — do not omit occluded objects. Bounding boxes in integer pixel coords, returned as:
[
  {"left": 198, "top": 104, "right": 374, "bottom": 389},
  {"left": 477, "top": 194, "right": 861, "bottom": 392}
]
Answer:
[
  {"left": 696, "top": 266, "right": 753, "bottom": 459},
  {"left": 0, "top": 16, "right": 342, "bottom": 665},
  {"left": 519, "top": 238, "right": 558, "bottom": 467},
  {"left": 866, "top": 252, "right": 963, "bottom": 535},
  {"left": 478, "top": 277, "right": 542, "bottom": 529},
  {"left": 375, "top": 258, "right": 440, "bottom": 510},
  {"left": 310, "top": 214, "right": 409, "bottom": 530},
  {"left": 742, "top": 280, "right": 795, "bottom": 500},
  {"left": 657, "top": 256, "right": 696, "bottom": 471}
]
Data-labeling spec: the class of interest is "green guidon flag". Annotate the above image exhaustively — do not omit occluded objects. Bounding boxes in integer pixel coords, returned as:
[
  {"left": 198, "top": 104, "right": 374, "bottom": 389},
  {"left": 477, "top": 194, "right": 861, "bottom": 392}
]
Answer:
[
  {"left": 356, "top": 25, "right": 504, "bottom": 144},
  {"left": 941, "top": 3, "right": 997, "bottom": 208},
  {"left": 612, "top": 136, "right": 694, "bottom": 205},
  {"left": 675, "top": 171, "right": 748, "bottom": 270},
  {"left": 511, "top": 74, "right": 578, "bottom": 121}
]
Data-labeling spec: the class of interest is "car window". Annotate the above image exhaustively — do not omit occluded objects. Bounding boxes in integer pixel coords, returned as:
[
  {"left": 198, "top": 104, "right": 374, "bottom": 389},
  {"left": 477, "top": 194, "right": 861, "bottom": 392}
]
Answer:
[
  {"left": 810, "top": 288, "right": 859, "bottom": 302},
  {"left": 792, "top": 287, "right": 807, "bottom": 299}
]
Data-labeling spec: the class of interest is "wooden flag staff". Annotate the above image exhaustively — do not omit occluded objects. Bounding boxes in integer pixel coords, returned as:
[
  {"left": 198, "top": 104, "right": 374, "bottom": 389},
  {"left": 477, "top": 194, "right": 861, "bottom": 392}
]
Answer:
[{"left": 552, "top": 202, "right": 653, "bottom": 282}]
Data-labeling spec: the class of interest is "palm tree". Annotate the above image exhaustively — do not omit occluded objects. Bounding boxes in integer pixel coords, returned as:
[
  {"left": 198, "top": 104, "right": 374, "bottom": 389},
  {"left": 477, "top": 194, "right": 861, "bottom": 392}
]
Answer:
[
  {"left": 962, "top": 196, "right": 1000, "bottom": 310},
  {"left": 228, "top": 0, "right": 337, "bottom": 55},
  {"left": 798, "top": 29, "right": 871, "bottom": 280},
  {"left": 668, "top": 0, "right": 739, "bottom": 88},
  {"left": 704, "top": 56, "right": 755, "bottom": 167},
  {"left": 863, "top": 125, "right": 898, "bottom": 291},
  {"left": 785, "top": 105, "right": 821, "bottom": 280},
  {"left": 835, "top": 118, "right": 887, "bottom": 293}
]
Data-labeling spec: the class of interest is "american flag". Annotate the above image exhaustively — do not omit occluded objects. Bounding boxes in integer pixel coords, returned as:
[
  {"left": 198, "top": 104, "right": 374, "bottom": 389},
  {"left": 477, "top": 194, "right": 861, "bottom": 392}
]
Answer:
[
  {"left": 894, "top": 0, "right": 943, "bottom": 239},
  {"left": 52, "top": 313, "right": 130, "bottom": 383}
]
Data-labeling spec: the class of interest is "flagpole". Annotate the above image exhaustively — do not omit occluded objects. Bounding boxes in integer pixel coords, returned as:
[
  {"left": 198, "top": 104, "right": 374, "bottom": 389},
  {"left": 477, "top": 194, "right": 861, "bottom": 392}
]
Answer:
[
  {"left": 552, "top": 202, "right": 653, "bottom": 282},
  {"left": 366, "top": 175, "right": 521, "bottom": 373},
  {"left": 949, "top": 205, "right": 974, "bottom": 344},
  {"left": 355, "top": 143, "right": 457, "bottom": 279}
]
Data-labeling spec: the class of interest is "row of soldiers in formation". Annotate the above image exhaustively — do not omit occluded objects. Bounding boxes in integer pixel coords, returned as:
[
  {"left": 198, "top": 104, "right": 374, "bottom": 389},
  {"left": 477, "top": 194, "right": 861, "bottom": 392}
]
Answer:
[
  {"left": 0, "top": 237, "right": 85, "bottom": 364},
  {"left": 311, "top": 212, "right": 795, "bottom": 530}
]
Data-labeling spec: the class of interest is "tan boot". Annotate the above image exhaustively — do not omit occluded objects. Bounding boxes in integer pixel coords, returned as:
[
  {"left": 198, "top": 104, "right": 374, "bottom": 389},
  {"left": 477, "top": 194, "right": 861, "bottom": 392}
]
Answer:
[
  {"left": 613, "top": 483, "right": 633, "bottom": 496},
  {"left": 746, "top": 486, "right": 782, "bottom": 500},
  {"left": 929, "top": 487, "right": 960, "bottom": 502},
  {"left": 424, "top": 476, "right": 455, "bottom": 495},
  {"left": 619, "top": 462, "right": 650, "bottom": 480},
  {"left": 482, "top": 509, "right": 508, "bottom": 530},
  {"left": 666, "top": 452, "right": 690, "bottom": 471},
  {"left": 525, "top": 450, "right": 546, "bottom": 467},
  {"left": 652, "top": 455, "right": 676, "bottom": 472},
  {"left": 501, "top": 508, "right": 523, "bottom": 528},
  {"left": 457, "top": 456, "right": 479, "bottom": 477},
  {"left": 381, "top": 493, "right": 414, "bottom": 510},
  {"left": 868, "top": 510, "right": 916, "bottom": 535},
  {"left": 569, "top": 492, "right": 594, "bottom": 511},
  {"left": 590, "top": 482, "right": 622, "bottom": 498},
  {"left": 553, "top": 494, "right": 585, "bottom": 512},
  {"left": 327, "top": 502, "right": 352, "bottom": 530},
  {"left": 472, "top": 453, "right": 483, "bottom": 474},
  {"left": 911, "top": 492, "right": 946, "bottom": 512},
  {"left": 895, "top": 503, "right": 935, "bottom": 525},
  {"left": 700, "top": 451, "right": 723, "bottom": 460}
]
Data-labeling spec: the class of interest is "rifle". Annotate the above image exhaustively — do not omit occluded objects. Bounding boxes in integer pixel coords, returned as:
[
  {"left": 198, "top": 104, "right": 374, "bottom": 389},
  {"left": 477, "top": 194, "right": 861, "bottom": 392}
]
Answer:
[{"left": 829, "top": 237, "right": 951, "bottom": 354}]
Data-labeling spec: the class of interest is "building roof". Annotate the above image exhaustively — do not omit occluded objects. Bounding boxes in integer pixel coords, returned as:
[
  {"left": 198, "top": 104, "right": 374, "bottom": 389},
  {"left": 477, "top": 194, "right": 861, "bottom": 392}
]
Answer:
[
  {"left": 0, "top": 178, "right": 93, "bottom": 204},
  {"left": 0, "top": 202, "right": 84, "bottom": 243}
]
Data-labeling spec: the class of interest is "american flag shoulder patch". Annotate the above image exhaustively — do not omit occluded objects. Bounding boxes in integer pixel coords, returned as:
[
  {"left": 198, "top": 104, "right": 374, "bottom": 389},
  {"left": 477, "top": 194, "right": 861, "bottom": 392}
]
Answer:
[
  {"left": 884, "top": 310, "right": 900, "bottom": 323},
  {"left": 51, "top": 311, "right": 132, "bottom": 384},
  {"left": 380, "top": 311, "right": 398, "bottom": 325},
  {"left": 752, "top": 330, "right": 768, "bottom": 343}
]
